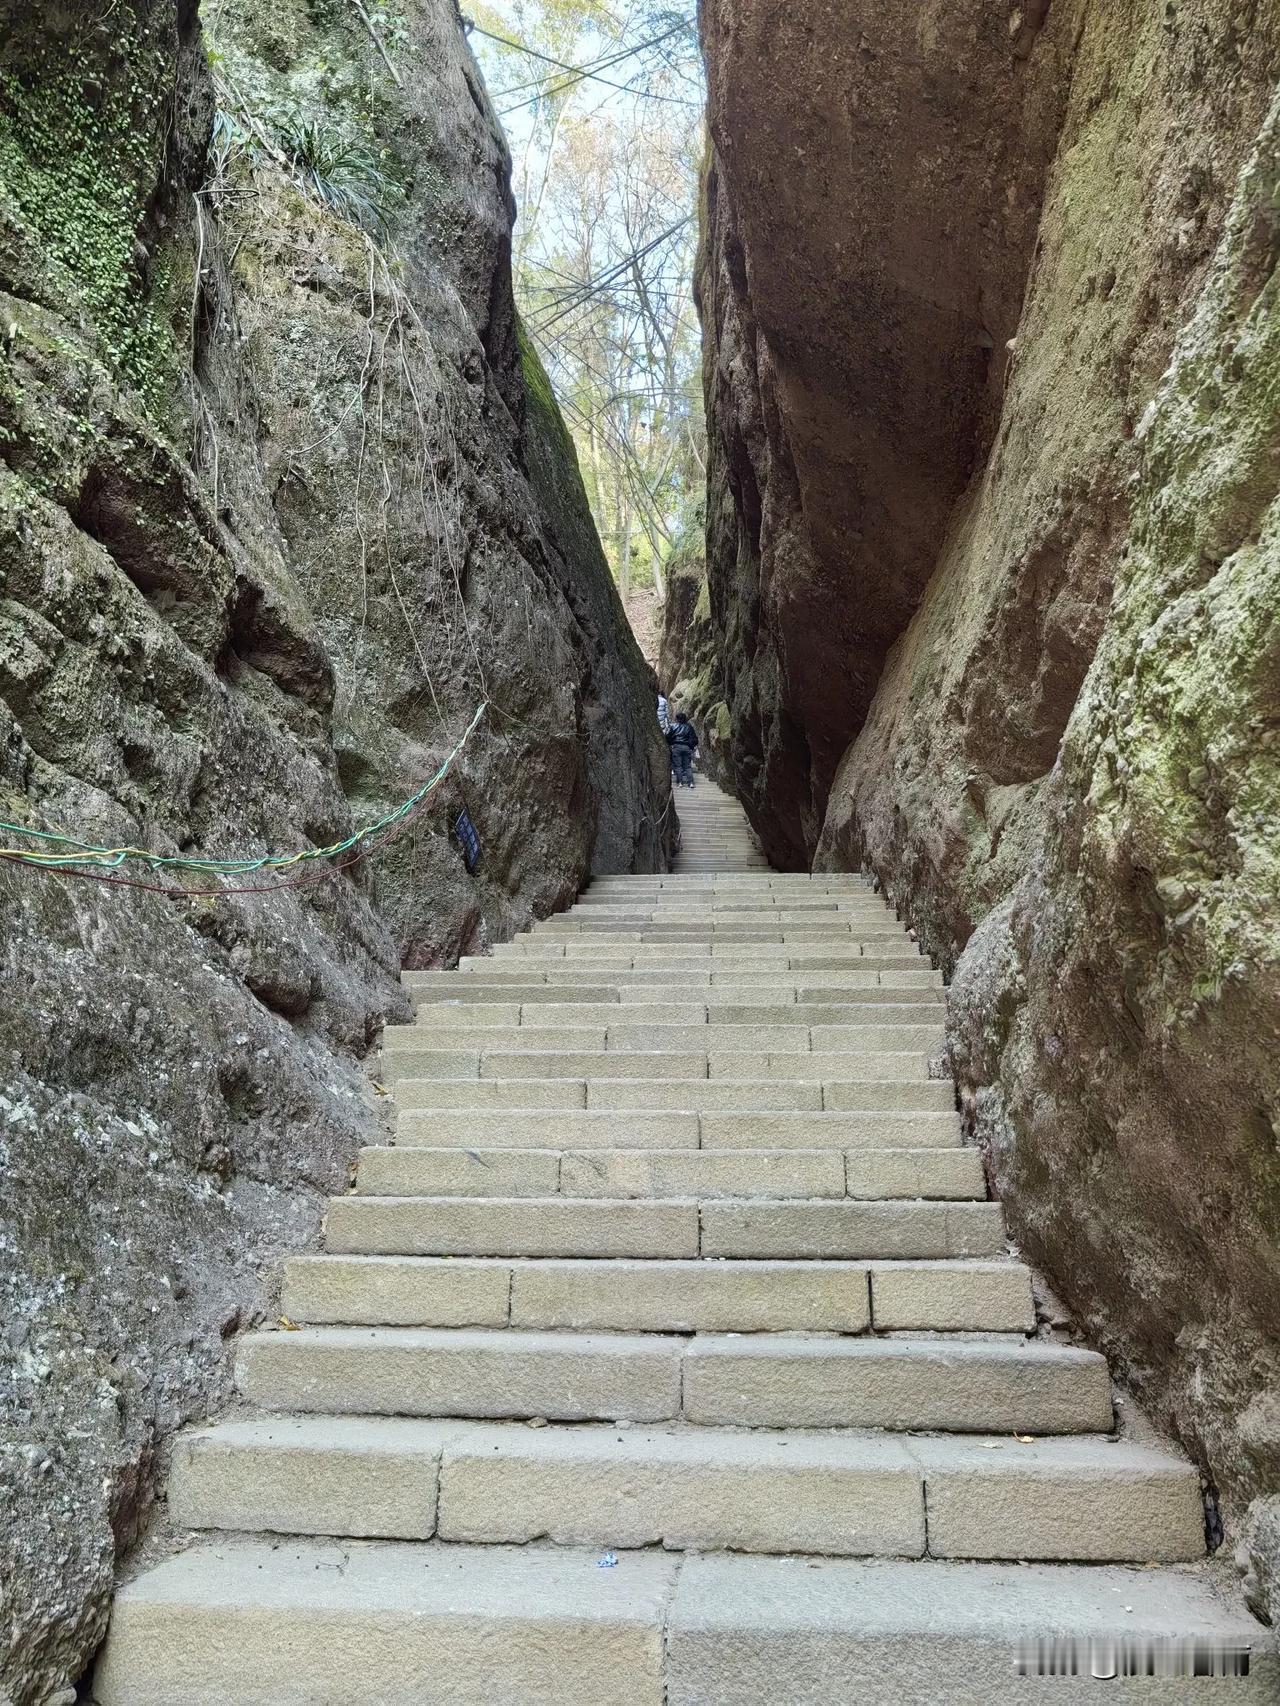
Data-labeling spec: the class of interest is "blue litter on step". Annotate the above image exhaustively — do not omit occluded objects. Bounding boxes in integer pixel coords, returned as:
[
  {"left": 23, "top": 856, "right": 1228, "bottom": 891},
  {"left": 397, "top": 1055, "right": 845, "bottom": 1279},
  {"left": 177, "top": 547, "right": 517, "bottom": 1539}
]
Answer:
[{"left": 597, "top": 1552, "right": 619, "bottom": 1569}]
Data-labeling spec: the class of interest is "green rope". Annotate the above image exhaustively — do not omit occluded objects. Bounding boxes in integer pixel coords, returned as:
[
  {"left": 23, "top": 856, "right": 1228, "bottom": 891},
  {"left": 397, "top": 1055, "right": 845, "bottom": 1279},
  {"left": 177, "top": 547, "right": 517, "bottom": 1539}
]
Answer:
[{"left": 0, "top": 702, "right": 488, "bottom": 874}]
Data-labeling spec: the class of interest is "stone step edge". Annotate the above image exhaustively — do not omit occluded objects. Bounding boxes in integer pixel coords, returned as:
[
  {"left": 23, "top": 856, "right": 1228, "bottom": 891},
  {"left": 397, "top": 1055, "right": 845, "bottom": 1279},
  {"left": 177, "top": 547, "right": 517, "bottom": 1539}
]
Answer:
[
  {"left": 234, "top": 1327, "right": 1115, "bottom": 1434},
  {"left": 167, "top": 1416, "right": 1206, "bottom": 1563},
  {"left": 93, "top": 1543, "right": 1272, "bottom": 1706},
  {"left": 320, "top": 1195, "right": 1006, "bottom": 1262},
  {"left": 280, "top": 1253, "right": 1037, "bottom": 1335},
  {"left": 350, "top": 1147, "right": 984, "bottom": 1202},
  {"left": 389, "top": 1112, "right": 964, "bottom": 1149}
]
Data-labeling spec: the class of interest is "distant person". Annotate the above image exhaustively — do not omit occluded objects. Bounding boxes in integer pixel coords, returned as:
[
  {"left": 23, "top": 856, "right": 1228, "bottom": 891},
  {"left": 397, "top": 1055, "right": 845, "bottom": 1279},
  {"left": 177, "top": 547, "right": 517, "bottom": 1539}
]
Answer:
[
  {"left": 667, "top": 710, "right": 699, "bottom": 788},
  {"left": 656, "top": 689, "right": 671, "bottom": 735}
]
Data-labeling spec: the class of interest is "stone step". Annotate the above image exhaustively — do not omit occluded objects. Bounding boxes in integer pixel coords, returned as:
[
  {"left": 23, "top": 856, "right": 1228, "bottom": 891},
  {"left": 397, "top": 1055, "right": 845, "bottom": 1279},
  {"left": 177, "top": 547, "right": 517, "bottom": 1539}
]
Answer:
[
  {"left": 576, "top": 891, "right": 880, "bottom": 903},
  {"left": 699, "top": 1110, "right": 963, "bottom": 1147},
  {"left": 323, "top": 1195, "right": 1002, "bottom": 1259},
  {"left": 392, "top": 1108, "right": 963, "bottom": 1150},
  {"left": 281, "top": 1254, "right": 1035, "bottom": 1334},
  {"left": 95, "top": 1542, "right": 1271, "bottom": 1706},
  {"left": 390, "top": 1077, "right": 955, "bottom": 1113},
  {"left": 698, "top": 1198, "right": 1004, "bottom": 1258},
  {"left": 542, "top": 908, "right": 904, "bottom": 922},
  {"left": 579, "top": 890, "right": 879, "bottom": 899},
  {"left": 451, "top": 960, "right": 942, "bottom": 983},
  {"left": 395, "top": 1109, "right": 704, "bottom": 1148},
  {"left": 409, "top": 979, "right": 630, "bottom": 1004},
  {"left": 236, "top": 1328, "right": 1112, "bottom": 1432},
  {"left": 353, "top": 1146, "right": 985, "bottom": 1201},
  {"left": 599, "top": 1080, "right": 953, "bottom": 1112},
  {"left": 580, "top": 917, "right": 894, "bottom": 928},
  {"left": 238, "top": 1325, "right": 684, "bottom": 1422},
  {"left": 93, "top": 1542, "right": 678, "bottom": 1706},
  {"left": 666, "top": 1555, "right": 1273, "bottom": 1705},
  {"left": 496, "top": 943, "right": 920, "bottom": 962},
  {"left": 381, "top": 1049, "right": 931, "bottom": 1085},
  {"left": 407, "top": 1000, "right": 948, "bottom": 1027},
  {"left": 710, "top": 1052, "right": 930, "bottom": 1080},
  {"left": 496, "top": 956, "right": 934, "bottom": 976},
  {"left": 435, "top": 970, "right": 944, "bottom": 995},
  {"left": 386, "top": 1023, "right": 945, "bottom": 1054},
  {"left": 327, "top": 1195, "right": 702, "bottom": 1258},
  {"left": 592, "top": 879, "right": 872, "bottom": 890},
  {"left": 169, "top": 1417, "right": 1204, "bottom": 1561},
  {"left": 682, "top": 1335, "right": 1114, "bottom": 1432},
  {"left": 490, "top": 939, "right": 921, "bottom": 958},
  {"left": 383, "top": 1050, "right": 708, "bottom": 1082},
  {"left": 533, "top": 922, "right": 910, "bottom": 939}
]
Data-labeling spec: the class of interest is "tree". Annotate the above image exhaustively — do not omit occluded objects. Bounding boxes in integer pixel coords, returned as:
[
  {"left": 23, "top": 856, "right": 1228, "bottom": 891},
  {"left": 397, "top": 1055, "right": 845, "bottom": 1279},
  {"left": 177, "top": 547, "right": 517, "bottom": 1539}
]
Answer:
[{"left": 470, "top": 3, "right": 704, "bottom": 597}]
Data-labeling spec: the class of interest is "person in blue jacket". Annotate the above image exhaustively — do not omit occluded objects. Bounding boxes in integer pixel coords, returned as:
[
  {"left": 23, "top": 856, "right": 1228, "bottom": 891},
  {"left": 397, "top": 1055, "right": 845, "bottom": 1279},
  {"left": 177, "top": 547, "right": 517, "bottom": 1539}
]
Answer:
[{"left": 667, "top": 711, "right": 699, "bottom": 788}]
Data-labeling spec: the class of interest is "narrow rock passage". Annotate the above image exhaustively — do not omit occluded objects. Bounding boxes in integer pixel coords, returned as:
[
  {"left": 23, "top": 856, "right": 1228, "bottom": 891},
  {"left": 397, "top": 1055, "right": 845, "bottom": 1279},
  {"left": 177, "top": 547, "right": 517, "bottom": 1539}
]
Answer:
[{"left": 94, "top": 787, "right": 1273, "bottom": 1701}]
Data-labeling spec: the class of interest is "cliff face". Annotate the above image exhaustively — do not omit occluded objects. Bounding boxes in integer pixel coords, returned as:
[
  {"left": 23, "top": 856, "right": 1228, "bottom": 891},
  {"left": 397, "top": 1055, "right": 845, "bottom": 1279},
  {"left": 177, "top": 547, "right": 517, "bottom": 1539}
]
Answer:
[
  {"left": 697, "top": 0, "right": 1280, "bottom": 1612},
  {"left": 697, "top": 0, "right": 1077, "bottom": 866},
  {"left": 0, "top": 3, "right": 666, "bottom": 1698}
]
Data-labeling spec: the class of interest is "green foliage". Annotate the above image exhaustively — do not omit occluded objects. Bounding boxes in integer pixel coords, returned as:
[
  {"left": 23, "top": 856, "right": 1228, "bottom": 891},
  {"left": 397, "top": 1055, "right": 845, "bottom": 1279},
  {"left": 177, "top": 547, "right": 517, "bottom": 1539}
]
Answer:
[
  {"left": 278, "top": 114, "right": 397, "bottom": 239},
  {"left": 0, "top": 12, "right": 178, "bottom": 407}
]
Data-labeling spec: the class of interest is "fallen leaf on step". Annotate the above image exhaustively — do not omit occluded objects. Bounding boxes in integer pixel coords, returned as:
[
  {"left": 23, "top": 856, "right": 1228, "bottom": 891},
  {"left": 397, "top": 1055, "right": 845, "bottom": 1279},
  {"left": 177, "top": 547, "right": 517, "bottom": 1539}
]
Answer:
[
  {"left": 1015, "top": 1434, "right": 1036, "bottom": 1443},
  {"left": 278, "top": 1316, "right": 301, "bottom": 1331}
]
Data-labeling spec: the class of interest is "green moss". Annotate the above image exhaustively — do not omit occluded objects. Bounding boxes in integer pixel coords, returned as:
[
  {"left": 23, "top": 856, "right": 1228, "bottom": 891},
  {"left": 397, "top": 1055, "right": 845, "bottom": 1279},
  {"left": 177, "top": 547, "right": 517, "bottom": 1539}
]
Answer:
[
  {"left": 517, "top": 315, "right": 573, "bottom": 454},
  {"left": 0, "top": 11, "right": 178, "bottom": 407}
]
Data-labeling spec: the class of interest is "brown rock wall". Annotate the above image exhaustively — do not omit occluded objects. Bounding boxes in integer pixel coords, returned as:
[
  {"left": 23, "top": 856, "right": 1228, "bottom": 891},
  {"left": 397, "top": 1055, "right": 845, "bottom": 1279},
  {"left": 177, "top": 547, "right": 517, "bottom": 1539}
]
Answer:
[{"left": 697, "top": 0, "right": 1077, "bottom": 862}]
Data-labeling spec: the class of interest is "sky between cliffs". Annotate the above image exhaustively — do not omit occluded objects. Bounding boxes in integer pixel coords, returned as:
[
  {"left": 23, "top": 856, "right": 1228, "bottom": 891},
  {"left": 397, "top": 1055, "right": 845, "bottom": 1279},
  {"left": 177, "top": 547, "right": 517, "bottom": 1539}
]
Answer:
[{"left": 469, "top": 1, "right": 707, "bottom": 602}]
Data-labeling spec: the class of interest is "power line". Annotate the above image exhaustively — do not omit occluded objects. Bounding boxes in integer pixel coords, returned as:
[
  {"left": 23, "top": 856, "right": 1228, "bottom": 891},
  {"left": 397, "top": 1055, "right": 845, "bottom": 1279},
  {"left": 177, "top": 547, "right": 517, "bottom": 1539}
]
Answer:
[
  {"left": 478, "top": 18, "right": 689, "bottom": 92},
  {"left": 529, "top": 216, "right": 695, "bottom": 335},
  {"left": 479, "top": 21, "right": 696, "bottom": 116}
]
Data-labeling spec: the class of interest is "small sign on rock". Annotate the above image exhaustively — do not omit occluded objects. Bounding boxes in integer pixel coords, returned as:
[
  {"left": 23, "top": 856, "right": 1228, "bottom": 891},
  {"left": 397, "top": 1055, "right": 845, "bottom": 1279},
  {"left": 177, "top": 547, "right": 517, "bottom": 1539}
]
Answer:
[{"left": 454, "top": 808, "right": 482, "bottom": 873}]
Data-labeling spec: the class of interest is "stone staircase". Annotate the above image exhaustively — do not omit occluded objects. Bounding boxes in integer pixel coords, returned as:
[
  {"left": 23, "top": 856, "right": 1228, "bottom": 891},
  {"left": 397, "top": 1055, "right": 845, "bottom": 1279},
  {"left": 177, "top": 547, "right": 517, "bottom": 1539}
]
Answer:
[
  {"left": 94, "top": 783, "right": 1272, "bottom": 1701},
  {"left": 670, "top": 777, "right": 769, "bottom": 871}
]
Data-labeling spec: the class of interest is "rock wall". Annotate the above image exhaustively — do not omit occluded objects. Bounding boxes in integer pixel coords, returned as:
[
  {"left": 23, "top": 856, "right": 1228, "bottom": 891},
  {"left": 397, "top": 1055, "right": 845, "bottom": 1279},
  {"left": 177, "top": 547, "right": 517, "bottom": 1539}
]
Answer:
[
  {"left": 697, "top": 0, "right": 1280, "bottom": 1611},
  {"left": 0, "top": 2, "right": 667, "bottom": 1699},
  {"left": 697, "top": 0, "right": 1078, "bottom": 865}
]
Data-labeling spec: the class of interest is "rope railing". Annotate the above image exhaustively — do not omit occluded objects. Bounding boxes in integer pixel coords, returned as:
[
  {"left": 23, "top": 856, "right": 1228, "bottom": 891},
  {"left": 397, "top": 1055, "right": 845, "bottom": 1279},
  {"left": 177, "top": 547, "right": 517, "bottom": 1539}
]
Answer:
[{"left": 0, "top": 702, "right": 489, "bottom": 898}]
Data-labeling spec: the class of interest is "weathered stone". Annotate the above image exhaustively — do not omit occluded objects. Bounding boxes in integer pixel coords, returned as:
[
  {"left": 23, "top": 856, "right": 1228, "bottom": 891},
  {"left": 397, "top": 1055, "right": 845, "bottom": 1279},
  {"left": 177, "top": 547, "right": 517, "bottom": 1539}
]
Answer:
[
  {"left": 94, "top": 1543, "right": 676, "bottom": 1705},
  {"left": 437, "top": 1424, "right": 924, "bottom": 1555},
  {"left": 237, "top": 1326, "right": 686, "bottom": 1421},
  {"left": 282, "top": 1255, "right": 512, "bottom": 1328},
  {"left": 869, "top": 1260, "right": 1035, "bottom": 1333},
  {"left": 682, "top": 1336, "right": 1115, "bottom": 1433},
  {"left": 508, "top": 1257, "right": 871, "bottom": 1333},
  {"left": 325, "top": 1196, "right": 700, "bottom": 1259},
  {"left": 665, "top": 1556, "right": 1276, "bottom": 1705}
]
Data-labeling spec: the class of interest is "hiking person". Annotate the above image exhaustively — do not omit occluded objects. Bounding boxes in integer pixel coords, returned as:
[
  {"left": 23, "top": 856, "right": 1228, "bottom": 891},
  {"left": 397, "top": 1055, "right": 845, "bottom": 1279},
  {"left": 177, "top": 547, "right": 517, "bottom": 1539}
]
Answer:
[
  {"left": 656, "top": 688, "right": 671, "bottom": 735},
  {"left": 667, "top": 710, "right": 699, "bottom": 788}
]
